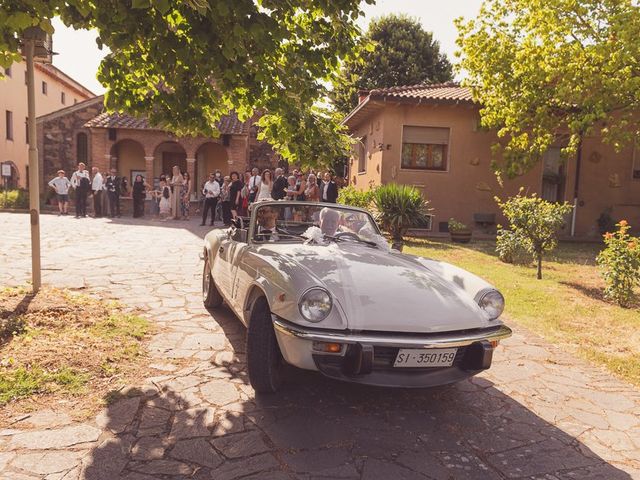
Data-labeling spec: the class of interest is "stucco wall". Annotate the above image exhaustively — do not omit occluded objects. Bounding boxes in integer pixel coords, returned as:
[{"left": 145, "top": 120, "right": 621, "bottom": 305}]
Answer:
[{"left": 348, "top": 102, "right": 640, "bottom": 237}]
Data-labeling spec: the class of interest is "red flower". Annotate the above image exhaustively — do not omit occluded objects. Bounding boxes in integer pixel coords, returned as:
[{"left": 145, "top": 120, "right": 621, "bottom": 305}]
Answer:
[
  {"left": 619, "top": 220, "right": 628, "bottom": 227},
  {"left": 604, "top": 232, "right": 614, "bottom": 240}
]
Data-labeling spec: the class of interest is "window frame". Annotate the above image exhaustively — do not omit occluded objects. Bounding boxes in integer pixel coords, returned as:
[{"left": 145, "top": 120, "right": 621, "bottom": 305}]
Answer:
[
  {"left": 61, "top": 91, "right": 66, "bottom": 105},
  {"left": 42, "top": 81, "right": 47, "bottom": 95},
  {"left": 400, "top": 125, "right": 451, "bottom": 172},
  {"left": 5, "top": 110, "right": 13, "bottom": 141},
  {"left": 357, "top": 136, "right": 367, "bottom": 174}
]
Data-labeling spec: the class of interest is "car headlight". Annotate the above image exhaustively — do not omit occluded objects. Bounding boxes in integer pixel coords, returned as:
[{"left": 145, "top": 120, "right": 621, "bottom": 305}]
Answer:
[
  {"left": 475, "top": 288, "right": 505, "bottom": 320},
  {"left": 299, "top": 288, "right": 332, "bottom": 322}
]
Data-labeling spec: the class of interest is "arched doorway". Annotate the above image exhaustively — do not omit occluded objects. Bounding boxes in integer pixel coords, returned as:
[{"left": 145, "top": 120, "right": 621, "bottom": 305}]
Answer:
[
  {"left": 195, "top": 142, "right": 228, "bottom": 190},
  {"left": 154, "top": 141, "right": 187, "bottom": 180},
  {"left": 110, "top": 139, "right": 145, "bottom": 186}
]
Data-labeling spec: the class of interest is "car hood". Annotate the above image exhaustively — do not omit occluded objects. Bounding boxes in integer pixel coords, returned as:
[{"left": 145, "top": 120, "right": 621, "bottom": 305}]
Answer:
[{"left": 255, "top": 242, "right": 494, "bottom": 333}]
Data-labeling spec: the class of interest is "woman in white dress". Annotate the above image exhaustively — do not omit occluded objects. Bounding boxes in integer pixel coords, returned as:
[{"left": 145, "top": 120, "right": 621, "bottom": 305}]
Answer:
[{"left": 255, "top": 169, "right": 273, "bottom": 202}]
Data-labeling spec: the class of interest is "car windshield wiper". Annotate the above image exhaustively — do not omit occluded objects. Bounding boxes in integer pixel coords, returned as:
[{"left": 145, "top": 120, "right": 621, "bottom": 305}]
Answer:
[{"left": 324, "top": 234, "right": 378, "bottom": 248}]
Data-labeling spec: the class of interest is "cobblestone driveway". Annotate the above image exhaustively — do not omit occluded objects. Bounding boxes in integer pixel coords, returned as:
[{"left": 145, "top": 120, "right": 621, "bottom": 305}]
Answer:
[{"left": 0, "top": 212, "right": 639, "bottom": 480}]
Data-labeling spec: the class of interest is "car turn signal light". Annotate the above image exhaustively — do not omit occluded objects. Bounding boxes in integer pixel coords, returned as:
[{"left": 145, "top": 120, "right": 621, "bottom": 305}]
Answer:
[
  {"left": 490, "top": 340, "right": 500, "bottom": 348},
  {"left": 312, "top": 341, "right": 343, "bottom": 353}
]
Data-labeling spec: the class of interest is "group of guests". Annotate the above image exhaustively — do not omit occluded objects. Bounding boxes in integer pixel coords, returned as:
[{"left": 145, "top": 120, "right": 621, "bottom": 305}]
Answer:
[
  {"left": 47, "top": 163, "right": 340, "bottom": 224},
  {"left": 199, "top": 167, "right": 339, "bottom": 227},
  {"left": 48, "top": 163, "right": 129, "bottom": 218}
]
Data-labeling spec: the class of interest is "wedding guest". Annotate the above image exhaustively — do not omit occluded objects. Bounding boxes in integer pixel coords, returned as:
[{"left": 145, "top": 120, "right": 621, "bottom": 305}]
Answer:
[
  {"left": 285, "top": 175, "right": 297, "bottom": 200},
  {"left": 229, "top": 171, "right": 243, "bottom": 219},
  {"left": 305, "top": 173, "right": 320, "bottom": 202},
  {"left": 132, "top": 174, "right": 149, "bottom": 218},
  {"left": 105, "top": 168, "right": 124, "bottom": 218},
  {"left": 220, "top": 175, "right": 233, "bottom": 226},
  {"left": 48, "top": 169, "right": 71, "bottom": 216},
  {"left": 70, "top": 162, "right": 91, "bottom": 218},
  {"left": 159, "top": 178, "right": 171, "bottom": 218},
  {"left": 255, "top": 169, "right": 273, "bottom": 202},
  {"left": 200, "top": 173, "right": 220, "bottom": 226},
  {"left": 248, "top": 167, "right": 261, "bottom": 203},
  {"left": 293, "top": 171, "right": 306, "bottom": 201},
  {"left": 272, "top": 167, "right": 288, "bottom": 200},
  {"left": 91, "top": 167, "right": 104, "bottom": 218},
  {"left": 320, "top": 171, "right": 339, "bottom": 203},
  {"left": 169, "top": 165, "right": 184, "bottom": 220}
]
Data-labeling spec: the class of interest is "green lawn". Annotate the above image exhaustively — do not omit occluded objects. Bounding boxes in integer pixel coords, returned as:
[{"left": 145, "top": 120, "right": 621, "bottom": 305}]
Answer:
[{"left": 405, "top": 238, "right": 640, "bottom": 386}]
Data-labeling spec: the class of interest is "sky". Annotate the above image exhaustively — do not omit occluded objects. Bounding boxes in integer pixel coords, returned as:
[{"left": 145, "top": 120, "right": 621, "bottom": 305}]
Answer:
[{"left": 51, "top": 0, "right": 483, "bottom": 95}]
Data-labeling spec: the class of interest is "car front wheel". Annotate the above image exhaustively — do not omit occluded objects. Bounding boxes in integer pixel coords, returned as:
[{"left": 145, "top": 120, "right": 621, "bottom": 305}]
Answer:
[
  {"left": 202, "top": 255, "right": 223, "bottom": 309},
  {"left": 247, "top": 297, "right": 284, "bottom": 393}
]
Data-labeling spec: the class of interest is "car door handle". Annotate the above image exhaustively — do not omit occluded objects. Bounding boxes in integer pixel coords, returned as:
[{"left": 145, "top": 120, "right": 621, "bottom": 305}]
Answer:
[{"left": 219, "top": 246, "right": 224, "bottom": 253}]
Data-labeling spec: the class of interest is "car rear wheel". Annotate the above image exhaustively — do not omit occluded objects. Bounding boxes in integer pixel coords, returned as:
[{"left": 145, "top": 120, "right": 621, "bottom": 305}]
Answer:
[
  {"left": 247, "top": 297, "right": 284, "bottom": 393},
  {"left": 202, "top": 255, "right": 223, "bottom": 309}
]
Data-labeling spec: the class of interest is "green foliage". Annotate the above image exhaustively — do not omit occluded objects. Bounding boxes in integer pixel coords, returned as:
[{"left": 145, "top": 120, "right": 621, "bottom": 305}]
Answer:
[
  {"left": 597, "top": 221, "right": 640, "bottom": 307},
  {"left": 495, "top": 191, "right": 573, "bottom": 279},
  {"left": 0, "top": 315, "right": 26, "bottom": 341},
  {"left": 495, "top": 228, "right": 532, "bottom": 265},
  {"left": 456, "top": 0, "right": 640, "bottom": 177},
  {"left": 1, "top": 1, "right": 374, "bottom": 168},
  {"left": 447, "top": 218, "right": 469, "bottom": 232},
  {"left": 332, "top": 14, "right": 453, "bottom": 115},
  {"left": 0, "top": 365, "right": 89, "bottom": 405},
  {"left": 0, "top": 189, "right": 29, "bottom": 209},
  {"left": 337, "top": 184, "right": 376, "bottom": 209},
  {"left": 371, "top": 183, "right": 432, "bottom": 241}
]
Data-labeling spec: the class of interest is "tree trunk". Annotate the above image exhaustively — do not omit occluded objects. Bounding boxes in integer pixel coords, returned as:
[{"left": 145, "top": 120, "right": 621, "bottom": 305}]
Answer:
[{"left": 536, "top": 252, "right": 542, "bottom": 280}]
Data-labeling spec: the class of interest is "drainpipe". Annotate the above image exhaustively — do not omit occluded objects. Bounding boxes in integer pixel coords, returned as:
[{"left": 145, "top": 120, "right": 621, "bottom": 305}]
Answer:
[{"left": 570, "top": 134, "right": 583, "bottom": 237}]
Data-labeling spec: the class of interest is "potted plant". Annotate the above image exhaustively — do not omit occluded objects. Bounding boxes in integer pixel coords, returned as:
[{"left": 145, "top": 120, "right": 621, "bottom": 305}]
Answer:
[
  {"left": 448, "top": 218, "right": 472, "bottom": 243},
  {"left": 371, "top": 183, "right": 432, "bottom": 251}
]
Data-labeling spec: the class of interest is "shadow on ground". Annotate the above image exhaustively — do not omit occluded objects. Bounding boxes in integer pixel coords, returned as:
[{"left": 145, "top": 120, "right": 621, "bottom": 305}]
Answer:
[{"left": 78, "top": 306, "right": 633, "bottom": 480}]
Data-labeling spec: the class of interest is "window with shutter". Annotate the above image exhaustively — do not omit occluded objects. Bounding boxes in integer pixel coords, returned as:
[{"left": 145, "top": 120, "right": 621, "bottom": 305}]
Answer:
[{"left": 401, "top": 126, "right": 450, "bottom": 171}]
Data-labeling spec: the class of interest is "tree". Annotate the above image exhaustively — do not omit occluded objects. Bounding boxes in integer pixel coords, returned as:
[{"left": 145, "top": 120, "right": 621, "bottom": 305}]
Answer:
[
  {"left": 495, "top": 191, "right": 573, "bottom": 279},
  {"left": 332, "top": 14, "right": 453, "bottom": 116},
  {"left": 0, "top": 0, "right": 374, "bottom": 167},
  {"left": 456, "top": 0, "right": 640, "bottom": 177}
]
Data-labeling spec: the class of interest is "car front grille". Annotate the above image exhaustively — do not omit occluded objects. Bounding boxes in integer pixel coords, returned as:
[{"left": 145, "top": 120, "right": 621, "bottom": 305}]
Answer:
[{"left": 373, "top": 345, "right": 468, "bottom": 370}]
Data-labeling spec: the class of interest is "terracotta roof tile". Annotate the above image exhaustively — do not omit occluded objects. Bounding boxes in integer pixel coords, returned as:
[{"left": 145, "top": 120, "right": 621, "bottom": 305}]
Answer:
[
  {"left": 84, "top": 111, "right": 250, "bottom": 135},
  {"left": 368, "top": 82, "right": 474, "bottom": 103}
]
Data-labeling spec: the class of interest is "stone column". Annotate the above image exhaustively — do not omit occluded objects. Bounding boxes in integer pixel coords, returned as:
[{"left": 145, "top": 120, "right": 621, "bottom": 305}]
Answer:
[
  {"left": 144, "top": 156, "right": 154, "bottom": 185},
  {"left": 186, "top": 158, "right": 196, "bottom": 201}
]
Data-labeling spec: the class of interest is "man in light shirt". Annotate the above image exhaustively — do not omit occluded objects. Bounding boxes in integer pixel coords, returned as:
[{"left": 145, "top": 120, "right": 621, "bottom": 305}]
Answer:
[
  {"left": 48, "top": 169, "right": 72, "bottom": 216},
  {"left": 91, "top": 167, "right": 104, "bottom": 218},
  {"left": 200, "top": 173, "right": 221, "bottom": 226},
  {"left": 248, "top": 167, "right": 261, "bottom": 204},
  {"left": 70, "top": 162, "right": 91, "bottom": 218}
]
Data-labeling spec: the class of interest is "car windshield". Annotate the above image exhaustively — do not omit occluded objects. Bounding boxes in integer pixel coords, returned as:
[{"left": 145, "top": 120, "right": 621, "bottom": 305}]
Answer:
[{"left": 251, "top": 202, "right": 380, "bottom": 243}]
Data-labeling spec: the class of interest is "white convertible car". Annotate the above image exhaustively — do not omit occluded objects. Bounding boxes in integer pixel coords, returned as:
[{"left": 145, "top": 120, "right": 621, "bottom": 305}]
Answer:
[{"left": 202, "top": 201, "right": 512, "bottom": 393}]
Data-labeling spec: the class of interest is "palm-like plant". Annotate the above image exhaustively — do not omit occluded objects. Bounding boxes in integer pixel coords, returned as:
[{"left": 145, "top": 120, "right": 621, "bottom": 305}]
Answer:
[{"left": 371, "top": 183, "right": 432, "bottom": 246}]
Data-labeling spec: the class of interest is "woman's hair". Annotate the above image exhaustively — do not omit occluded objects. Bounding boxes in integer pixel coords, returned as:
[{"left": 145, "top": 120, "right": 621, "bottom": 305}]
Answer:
[
  {"left": 135, "top": 175, "right": 143, "bottom": 182},
  {"left": 183, "top": 172, "right": 190, "bottom": 180},
  {"left": 261, "top": 169, "right": 272, "bottom": 183},
  {"left": 288, "top": 175, "right": 296, "bottom": 183},
  {"left": 172, "top": 165, "right": 180, "bottom": 174},
  {"left": 307, "top": 173, "right": 316, "bottom": 183},
  {"left": 230, "top": 171, "right": 239, "bottom": 180}
]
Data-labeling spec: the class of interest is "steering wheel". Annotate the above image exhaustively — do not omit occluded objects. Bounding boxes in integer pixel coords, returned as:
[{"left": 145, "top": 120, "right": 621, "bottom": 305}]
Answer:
[{"left": 334, "top": 231, "right": 360, "bottom": 241}]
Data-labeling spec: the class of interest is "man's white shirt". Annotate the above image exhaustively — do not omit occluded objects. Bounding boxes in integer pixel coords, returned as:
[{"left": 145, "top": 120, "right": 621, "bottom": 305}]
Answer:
[
  {"left": 92, "top": 172, "right": 104, "bottom": 191},
  {"left": 249, "top": 175, "right": 261, "bottom": 191},
  {"left": 203, "top": 180, "right": 221, "bottom": 198}
]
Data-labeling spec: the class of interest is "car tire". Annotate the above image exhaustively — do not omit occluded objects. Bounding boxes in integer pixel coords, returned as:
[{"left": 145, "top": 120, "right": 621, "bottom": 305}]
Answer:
[
  {"left": 202, "top": 255, "right": 223, "bottom": 309},
  {"left": 247, "top": 296, "right": 284, "bottom": 393}
]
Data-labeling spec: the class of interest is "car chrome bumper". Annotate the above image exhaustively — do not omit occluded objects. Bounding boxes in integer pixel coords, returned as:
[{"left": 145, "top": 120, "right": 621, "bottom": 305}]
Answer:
[{"left": 272, "top": 319, "right": 513, "bottom": 388}]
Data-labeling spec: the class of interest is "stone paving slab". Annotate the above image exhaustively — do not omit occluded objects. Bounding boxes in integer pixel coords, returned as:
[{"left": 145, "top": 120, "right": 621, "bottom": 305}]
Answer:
[{"left": 1, "top": 212, "right": 639, "bottom": 479}]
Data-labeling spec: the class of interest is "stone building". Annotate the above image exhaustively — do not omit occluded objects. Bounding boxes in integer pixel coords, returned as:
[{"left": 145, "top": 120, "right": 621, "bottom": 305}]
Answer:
[{"left": 37, "top": 95, "right": 279, "bottom": 199}]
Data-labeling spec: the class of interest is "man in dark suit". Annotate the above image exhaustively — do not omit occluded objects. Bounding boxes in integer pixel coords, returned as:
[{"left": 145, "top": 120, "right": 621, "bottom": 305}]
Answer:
[
  {"left": 320, "top": 171, "right": 338, "bottom": 203},
  {"left": 272, "top": 167, "right": 288, "bottom": 200}
]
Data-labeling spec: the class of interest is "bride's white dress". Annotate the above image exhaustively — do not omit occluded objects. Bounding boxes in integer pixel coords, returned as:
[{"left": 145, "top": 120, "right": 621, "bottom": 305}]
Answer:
[{"left": 256, "top": 181, "right": 273, "bottom": 201}]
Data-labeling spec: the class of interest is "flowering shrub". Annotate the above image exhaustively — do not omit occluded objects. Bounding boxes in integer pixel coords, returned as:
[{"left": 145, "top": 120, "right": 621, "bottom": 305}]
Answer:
[
  {"left": 448, "top": 218, "right": 469, "bottom": 232},
  {"left": 495, "top": 228, "right": 532, "bottom": 265},
  {"left": 495, "top": 191, "right": 573, "bottom": 279},
  {"left": 596, "top": 220, "right": 640, "bottom": 307}
]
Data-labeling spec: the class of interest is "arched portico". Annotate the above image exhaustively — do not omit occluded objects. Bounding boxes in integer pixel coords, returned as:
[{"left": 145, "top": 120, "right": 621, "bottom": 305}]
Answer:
[
  {"left": 110, "top": 139, "right": 146, "bottom": 185},
  {"left": 195, "top": 142, "right": 229, "bottom": 190}
]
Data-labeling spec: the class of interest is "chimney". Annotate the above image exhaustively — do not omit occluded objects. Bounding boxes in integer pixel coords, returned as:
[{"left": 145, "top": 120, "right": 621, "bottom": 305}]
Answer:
[{"left": 357, "top": 89, "right": 370, "bottom": 104}]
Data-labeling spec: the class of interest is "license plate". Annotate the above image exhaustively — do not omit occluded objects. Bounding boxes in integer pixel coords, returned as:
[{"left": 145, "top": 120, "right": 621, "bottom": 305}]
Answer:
[{"left": 393, "top": 348, "right": 457, "bottom": 368}]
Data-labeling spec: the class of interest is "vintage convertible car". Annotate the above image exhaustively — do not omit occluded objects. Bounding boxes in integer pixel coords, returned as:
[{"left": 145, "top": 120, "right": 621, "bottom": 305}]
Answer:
[{"left": 202, "top": 201, "right": 512, "bottom": 393}]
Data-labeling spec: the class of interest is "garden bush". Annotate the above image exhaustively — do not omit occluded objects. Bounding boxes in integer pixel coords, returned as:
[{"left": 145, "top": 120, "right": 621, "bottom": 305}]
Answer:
[
  {"left": 495, "top": 228, "right": 532, "bottom": 265},
  {"left": 0, "top": 189, "right": 29, "bottom": 209},
  {"left": 495, "top": 190, "right": 573, "bottom": 279},
  {"left": 371, "top": 183, "right": 432, "bottom": 245},
  {"left": 337, "top": 184, "right": 376, "bottom": 209},
  {"left": 596, "top": 220, "right": 640, "bottom": 307}
]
